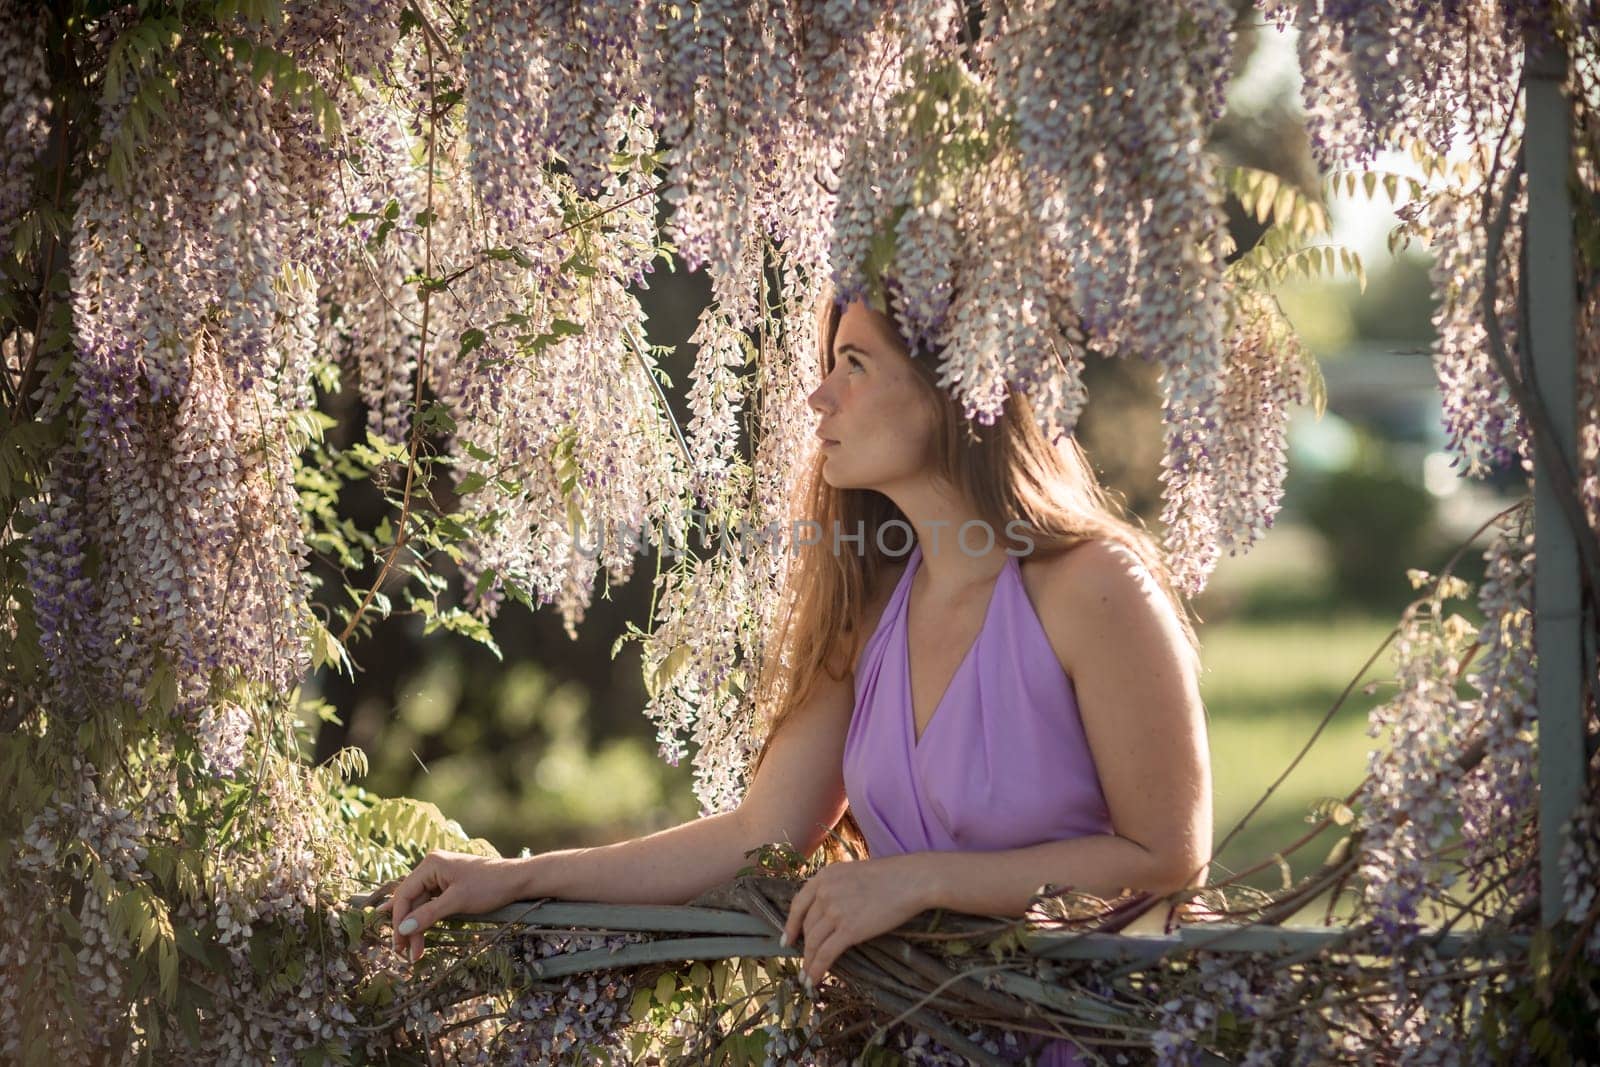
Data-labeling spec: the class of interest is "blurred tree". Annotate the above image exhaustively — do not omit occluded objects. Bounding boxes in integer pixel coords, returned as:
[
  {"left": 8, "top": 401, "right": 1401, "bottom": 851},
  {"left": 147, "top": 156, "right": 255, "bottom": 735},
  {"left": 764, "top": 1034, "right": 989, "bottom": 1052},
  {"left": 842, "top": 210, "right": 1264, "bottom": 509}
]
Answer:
[
  {"left": 1300, "top": 434, "right": 1441, "bottom": 610},
  {"left": 1350, "top": 252, "right": 1439, "bottom": 343}
]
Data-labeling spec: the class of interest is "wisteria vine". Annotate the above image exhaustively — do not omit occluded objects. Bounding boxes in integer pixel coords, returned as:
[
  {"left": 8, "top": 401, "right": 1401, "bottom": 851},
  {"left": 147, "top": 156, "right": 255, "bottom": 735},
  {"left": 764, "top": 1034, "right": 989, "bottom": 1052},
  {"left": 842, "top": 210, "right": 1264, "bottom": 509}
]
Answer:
[{"left": 0, "top": 0, "right": 1597, "bottom": 1063}]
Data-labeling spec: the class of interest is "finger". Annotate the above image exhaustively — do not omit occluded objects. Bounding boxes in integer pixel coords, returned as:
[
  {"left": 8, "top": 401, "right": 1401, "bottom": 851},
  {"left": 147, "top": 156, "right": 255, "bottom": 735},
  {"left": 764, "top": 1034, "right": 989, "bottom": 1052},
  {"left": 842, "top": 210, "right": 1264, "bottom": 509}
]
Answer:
[
  {"left": 801, "top": 897, "right": 834, "bottom": 945},
  {"left": 396, "top": 884, "right": 461, "bottom": 949},
  {"left": 390, "top": 886, "right": 423, "bottom": 954},
  {"left": 407, "top": 877, "right": 465, "bottom": 963},
  {"left": 389, "top": 891, "right": 414, "bottom": 955},
  {"left": 805, "top": 926, "right": 852, "bottom": 985},
  {"left": 801, "top": 913, "right": 838, "bottom": 982},
  {"left": 388, "top": 866, "right": 426, "bottom": 927},
  {"left": 782, "top": 883, "right": 813, "bottom": 949},
  {"left": 388, "top": 857, "right": 441, "bottom": 948}
]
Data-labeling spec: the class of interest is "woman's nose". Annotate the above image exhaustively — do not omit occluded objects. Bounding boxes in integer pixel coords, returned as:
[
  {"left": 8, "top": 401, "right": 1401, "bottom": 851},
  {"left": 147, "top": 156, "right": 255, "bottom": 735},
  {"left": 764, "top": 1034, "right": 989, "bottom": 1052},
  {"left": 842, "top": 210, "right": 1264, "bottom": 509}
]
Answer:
[{"left": 807, "top": 382, "right": 832, "bottom": 415}]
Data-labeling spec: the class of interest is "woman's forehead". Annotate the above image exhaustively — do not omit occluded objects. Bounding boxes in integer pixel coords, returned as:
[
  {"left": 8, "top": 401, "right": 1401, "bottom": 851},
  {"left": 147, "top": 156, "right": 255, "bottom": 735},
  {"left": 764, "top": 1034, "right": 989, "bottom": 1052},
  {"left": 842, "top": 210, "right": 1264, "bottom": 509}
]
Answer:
[{"left": 833, "top": 300, "right": 904, "bottom": 355}]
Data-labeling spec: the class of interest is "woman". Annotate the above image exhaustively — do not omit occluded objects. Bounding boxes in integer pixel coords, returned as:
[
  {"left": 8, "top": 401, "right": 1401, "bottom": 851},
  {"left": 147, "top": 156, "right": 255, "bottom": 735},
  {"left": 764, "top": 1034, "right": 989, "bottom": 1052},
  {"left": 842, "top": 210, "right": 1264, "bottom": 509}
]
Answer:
[{"left": 381, "top": 290, "right": 1213, "bottom": 1062}]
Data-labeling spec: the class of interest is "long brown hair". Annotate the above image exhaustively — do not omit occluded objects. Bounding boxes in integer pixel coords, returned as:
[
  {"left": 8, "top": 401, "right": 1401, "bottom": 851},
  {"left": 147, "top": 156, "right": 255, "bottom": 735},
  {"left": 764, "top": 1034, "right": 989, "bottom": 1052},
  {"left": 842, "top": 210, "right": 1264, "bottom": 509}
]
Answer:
[{"left": 747, "top": 286, "right": 1203, "bottom": 862}]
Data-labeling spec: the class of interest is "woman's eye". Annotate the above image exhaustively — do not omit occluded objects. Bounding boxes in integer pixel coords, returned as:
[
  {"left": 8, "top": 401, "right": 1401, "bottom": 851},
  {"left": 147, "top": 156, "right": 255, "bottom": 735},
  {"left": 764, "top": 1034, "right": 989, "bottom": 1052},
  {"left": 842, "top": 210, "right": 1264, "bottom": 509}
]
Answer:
[{"left": 847, "top": 356, "right": 863, "bottom": 372}]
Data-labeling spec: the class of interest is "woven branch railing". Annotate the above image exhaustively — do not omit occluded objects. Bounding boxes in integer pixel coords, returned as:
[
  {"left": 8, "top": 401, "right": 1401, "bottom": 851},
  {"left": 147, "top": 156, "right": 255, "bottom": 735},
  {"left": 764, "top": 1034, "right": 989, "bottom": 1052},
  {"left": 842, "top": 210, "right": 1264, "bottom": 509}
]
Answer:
[{"left": 347, "top": 872, "right": 1531, "bottom": 1065}]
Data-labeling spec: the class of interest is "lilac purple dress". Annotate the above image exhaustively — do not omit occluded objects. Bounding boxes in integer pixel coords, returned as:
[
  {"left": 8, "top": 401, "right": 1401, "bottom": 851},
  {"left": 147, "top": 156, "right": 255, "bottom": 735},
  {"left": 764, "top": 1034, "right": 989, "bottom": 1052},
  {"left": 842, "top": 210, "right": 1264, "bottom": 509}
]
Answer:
[{"left": 842, "top": 541, "right": 1113, "bottom": 1066}]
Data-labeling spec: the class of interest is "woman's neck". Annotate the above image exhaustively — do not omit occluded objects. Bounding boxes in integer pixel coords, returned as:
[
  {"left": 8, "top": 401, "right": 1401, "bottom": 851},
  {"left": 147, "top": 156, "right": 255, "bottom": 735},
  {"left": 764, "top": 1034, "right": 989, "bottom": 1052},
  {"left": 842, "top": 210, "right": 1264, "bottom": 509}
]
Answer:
[{"left": 879, "top": 483, "right": 1015, "bottom": 596}]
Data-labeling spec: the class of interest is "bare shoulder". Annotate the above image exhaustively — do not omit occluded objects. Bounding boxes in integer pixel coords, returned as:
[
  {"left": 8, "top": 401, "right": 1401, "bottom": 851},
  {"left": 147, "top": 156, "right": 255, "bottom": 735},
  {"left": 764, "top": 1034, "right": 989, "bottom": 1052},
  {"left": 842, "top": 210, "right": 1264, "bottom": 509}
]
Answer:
[
  {"left": 1028, "top": 539, "right": 1191, "bottom": 679},
  {"left": 1040, "top": 539, "right": 1164, "bottom": 601}
]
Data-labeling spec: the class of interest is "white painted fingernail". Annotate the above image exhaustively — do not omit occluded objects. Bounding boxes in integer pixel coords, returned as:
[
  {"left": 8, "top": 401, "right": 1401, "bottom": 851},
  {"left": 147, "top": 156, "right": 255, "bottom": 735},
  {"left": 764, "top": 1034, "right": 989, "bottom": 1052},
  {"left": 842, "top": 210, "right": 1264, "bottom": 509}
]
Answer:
[
  {"left": 778, "top": 931, "right": 790, "bottom": 948},
  {"left": 397, "top": 918, "right": 418, "bottom": 935}
]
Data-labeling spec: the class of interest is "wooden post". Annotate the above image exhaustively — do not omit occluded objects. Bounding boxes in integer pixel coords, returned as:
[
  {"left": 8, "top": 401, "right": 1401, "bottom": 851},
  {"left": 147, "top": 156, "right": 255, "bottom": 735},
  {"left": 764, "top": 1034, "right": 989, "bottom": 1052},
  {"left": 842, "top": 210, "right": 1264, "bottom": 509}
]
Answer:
[{"left": 1523, "top": 31, "right": 1586, "bottom": 924}]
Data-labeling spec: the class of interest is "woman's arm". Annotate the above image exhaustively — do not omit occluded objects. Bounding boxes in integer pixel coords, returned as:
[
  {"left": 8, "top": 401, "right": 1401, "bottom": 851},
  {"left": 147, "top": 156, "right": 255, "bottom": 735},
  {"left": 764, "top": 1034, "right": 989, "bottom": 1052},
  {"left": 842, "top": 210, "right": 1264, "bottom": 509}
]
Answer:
[
  {"left": 511, "top": 808, "right": 754, "bottom": 906},
  {"left": 385, "top": 642, "right": 860, "bottom": 960},
  {"left": 518, "top": 654, "right": 856, "bottom": 905},
  {"left": 907, "top": 831, "right": 1199, "bottom": 919}
]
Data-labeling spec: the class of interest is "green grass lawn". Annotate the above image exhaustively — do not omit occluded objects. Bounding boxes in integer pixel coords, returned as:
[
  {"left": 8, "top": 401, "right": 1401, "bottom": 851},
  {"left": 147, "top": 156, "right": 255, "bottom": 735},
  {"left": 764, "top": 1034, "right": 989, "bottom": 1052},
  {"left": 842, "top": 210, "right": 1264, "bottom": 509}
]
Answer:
[{"left": 1198, "top": 614, "right": 1398, "bottom": 907}]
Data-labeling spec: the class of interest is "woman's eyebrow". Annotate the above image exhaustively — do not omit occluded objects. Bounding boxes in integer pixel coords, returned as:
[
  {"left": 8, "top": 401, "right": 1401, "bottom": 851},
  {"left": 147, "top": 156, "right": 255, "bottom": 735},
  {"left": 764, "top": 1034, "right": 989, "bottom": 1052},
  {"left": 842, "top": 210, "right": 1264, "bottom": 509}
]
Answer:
[{"left": 835, "top": 343, "right": 872, "bottom": 358}]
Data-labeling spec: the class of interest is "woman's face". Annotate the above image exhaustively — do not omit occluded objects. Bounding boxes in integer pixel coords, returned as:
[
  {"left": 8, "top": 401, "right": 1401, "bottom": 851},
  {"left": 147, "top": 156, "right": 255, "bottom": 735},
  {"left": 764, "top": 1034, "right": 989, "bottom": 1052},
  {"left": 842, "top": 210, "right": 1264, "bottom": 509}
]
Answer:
[{"left": 806, "top": 299, "right": 939, "bottom": 492}]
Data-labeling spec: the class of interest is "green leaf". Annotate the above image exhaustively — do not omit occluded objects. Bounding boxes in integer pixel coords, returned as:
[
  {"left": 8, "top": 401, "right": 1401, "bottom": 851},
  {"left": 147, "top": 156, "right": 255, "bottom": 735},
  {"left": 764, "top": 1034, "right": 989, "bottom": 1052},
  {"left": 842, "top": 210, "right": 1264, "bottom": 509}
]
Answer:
[
  {"left": 104, "top": 49, "right": 122, "bottom": 103},
  {"left": 862, "top": 205, "right": 909, "bottom": 315},
  {"left": 176, "top": 989, "right": 203, "bottom": 1047},
  {"left": 1252, "top": 171, "right": 1280, "bottom": 223},
  {"left": 1310, "top": 797, "right": 1355, "bottom": 826},
  {"left": 1272, "top": 184, "right": 1296, "bottom": 226},
  {"left": 740, "top": 957, "right": 760, "bottom": 996},
  {"left": 629, "top": 984, "right": 654, "bottom": 1021},
  {"left": 1290, "top": 197, "right": 1310, "bottom": 235},
  {"left": 138, "top": 901, "right": 159, "bottom": 954},
  {"left": 419, "top": 401, "right": 456, "bottom": 433},
  {"left": 648, "top": 644, "right": 693, "bottom": 700},
  {"left": 473, "top": 568, "right": 498, "bottom": 598},
  {"left": 174, "top": 923, "right": 222, "bottom": 974},
  {"left": 145, "top": 661, "right": 178, "bottom": 715},
  {"left": 1531, "top": 926, "right": 1553, "bottom": 997},
  {"left": 308, "top": 618, "right": 354, "bottom": 679},
  {"left": 250, "top": 43, "right": 275, "bottom": 83}
]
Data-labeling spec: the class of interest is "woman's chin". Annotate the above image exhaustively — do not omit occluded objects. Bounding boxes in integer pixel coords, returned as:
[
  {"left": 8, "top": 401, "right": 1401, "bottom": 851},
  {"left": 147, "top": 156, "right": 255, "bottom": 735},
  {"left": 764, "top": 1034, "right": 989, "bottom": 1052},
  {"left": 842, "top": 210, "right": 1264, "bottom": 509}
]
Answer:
[{"left": 820, "top": 463, "right": 856, "bottom": 489}]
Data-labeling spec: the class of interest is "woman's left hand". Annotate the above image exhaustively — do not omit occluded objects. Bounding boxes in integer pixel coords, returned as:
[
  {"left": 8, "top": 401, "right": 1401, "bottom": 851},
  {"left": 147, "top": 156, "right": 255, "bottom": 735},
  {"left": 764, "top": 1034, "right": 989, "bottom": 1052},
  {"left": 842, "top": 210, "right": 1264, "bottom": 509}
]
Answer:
[{"left": 781, "top": 854, "right": 933, "bottom": 986}]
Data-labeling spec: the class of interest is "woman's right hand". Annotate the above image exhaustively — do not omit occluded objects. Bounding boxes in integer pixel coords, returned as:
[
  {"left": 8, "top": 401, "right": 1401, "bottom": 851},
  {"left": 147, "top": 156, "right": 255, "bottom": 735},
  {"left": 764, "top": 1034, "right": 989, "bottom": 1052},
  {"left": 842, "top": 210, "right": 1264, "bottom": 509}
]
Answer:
[{"left": 376, "top": 850, "right": 531, "bottom": 964}]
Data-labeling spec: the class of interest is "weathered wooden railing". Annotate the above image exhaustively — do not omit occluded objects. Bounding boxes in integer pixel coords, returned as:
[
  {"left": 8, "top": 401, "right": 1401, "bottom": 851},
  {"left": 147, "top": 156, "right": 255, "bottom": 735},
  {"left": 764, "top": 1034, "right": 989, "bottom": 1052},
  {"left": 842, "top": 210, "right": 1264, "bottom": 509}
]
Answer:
[{"left": 349, "top": 873, "right": 1530, "bottom": 1065}]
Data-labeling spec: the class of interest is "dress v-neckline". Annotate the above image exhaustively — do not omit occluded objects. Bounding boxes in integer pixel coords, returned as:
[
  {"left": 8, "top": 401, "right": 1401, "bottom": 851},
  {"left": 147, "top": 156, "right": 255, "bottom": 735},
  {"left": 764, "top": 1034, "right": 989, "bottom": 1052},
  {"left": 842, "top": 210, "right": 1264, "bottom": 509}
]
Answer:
[{"left": 900, "top": 544, "right": 1011, "bottom": 751}]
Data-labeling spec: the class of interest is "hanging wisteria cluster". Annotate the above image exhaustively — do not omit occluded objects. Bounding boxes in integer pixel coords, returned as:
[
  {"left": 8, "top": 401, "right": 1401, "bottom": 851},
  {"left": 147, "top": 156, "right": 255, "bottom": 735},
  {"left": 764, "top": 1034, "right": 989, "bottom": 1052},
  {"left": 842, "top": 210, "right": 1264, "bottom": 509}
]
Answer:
[
  {"left": 0, "top": 0, "right": 46, "bottom": 240},
  {"left": 1, "top": 0, "right": 1598, "bottom": 1062}
]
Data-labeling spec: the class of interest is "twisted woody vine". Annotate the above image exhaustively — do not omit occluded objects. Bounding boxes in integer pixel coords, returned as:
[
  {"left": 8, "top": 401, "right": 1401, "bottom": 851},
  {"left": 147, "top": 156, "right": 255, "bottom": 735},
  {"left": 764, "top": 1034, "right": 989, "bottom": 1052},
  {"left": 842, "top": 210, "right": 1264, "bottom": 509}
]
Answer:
[{"left": 1, "top": 0, "right": 1597, "bottom": 1063}]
